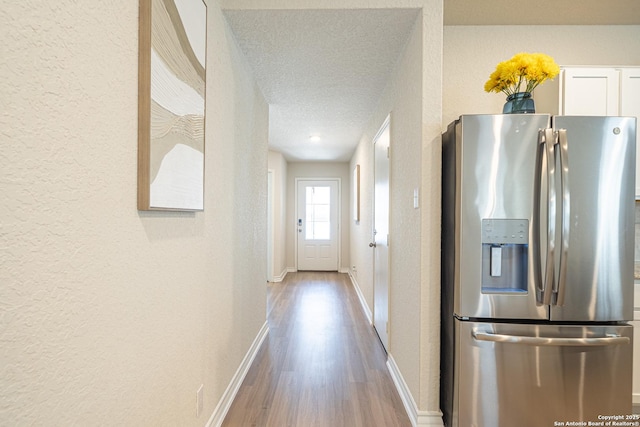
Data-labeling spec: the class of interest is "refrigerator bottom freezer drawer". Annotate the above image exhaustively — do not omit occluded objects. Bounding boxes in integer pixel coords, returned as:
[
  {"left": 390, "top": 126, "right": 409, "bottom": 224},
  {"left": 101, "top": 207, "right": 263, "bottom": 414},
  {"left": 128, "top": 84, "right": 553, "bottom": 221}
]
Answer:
[{"left": 452, "top": 320, "right": 633, "bottom": 427}]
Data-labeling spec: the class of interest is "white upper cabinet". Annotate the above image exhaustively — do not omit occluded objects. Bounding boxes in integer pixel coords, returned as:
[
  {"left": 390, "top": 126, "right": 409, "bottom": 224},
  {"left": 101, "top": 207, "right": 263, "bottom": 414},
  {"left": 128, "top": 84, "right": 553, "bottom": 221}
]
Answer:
[
  {"left": 534, "top": 67, "right": 621, "bottom": 115},
  {"left": 620, "top": 69, "right": 640, "bottom": 199},
  {"left": 535, "top": 66, "right": 640, "bottom": 198},
  {"left": 619, "top": 68, "right": 640, "bottom": 117},
  {"left": 562, "top": 67, "right": 620, "bottom": 116}
]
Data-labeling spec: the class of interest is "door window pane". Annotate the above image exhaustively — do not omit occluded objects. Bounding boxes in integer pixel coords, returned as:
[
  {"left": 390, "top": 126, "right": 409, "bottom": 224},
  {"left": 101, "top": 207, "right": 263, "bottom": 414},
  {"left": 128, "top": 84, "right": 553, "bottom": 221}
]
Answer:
[{"left": 305, "top": 186, "right": 331, "bottom": 240}]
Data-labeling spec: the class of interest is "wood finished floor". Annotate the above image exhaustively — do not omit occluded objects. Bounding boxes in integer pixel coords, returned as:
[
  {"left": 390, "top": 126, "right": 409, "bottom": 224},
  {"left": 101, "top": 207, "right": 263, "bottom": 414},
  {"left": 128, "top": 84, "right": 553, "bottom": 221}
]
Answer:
[{"left": 222, "top": 272, "right": 412, "bottom": 427}]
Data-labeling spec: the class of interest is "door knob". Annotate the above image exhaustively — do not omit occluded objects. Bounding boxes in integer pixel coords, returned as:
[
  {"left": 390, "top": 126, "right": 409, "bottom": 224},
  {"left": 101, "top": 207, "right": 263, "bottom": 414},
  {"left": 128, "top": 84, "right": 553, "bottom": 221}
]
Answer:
[{"left": 369, "top": 242, "right": 377, "bottom": 247}]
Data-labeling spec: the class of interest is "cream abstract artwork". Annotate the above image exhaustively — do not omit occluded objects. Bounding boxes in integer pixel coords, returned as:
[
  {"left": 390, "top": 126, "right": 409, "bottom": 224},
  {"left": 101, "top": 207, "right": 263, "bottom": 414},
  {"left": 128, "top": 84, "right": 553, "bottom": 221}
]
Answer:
[{"left": 138, "top": 0, "right": 206, "bottom": 211}]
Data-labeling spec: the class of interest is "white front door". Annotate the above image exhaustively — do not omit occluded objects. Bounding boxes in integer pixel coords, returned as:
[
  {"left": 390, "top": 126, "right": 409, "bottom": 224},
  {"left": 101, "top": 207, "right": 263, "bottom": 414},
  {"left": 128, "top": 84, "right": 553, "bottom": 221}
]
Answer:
[
  {"left": 296, "top": 179, "right": 339, "bottom": 271},
  {"left": 373, "top": 117, "right": 390, "bottom": 351}
]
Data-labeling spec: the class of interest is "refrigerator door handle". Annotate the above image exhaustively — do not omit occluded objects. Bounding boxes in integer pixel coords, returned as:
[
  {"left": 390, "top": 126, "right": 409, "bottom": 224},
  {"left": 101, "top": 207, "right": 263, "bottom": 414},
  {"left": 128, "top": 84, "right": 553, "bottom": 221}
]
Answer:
[
  {"left": 555, "top": 129, "right": 570, "bottom": 306},
  {"left": 533, "top": 131, "right": 545, "bottom": 304},
  {"left": 542, "top": 128, "right": 557, "bottom": 306},
  {"left": 472, "top": 331, "right": 630, "bottom": 347}
]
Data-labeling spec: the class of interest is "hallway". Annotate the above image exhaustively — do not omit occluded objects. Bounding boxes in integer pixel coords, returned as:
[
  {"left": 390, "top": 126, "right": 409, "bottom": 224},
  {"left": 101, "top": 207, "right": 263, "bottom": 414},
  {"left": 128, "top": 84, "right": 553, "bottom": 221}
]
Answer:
[{"left": 222, "top": 272, "right": 412, "bottom": 426}]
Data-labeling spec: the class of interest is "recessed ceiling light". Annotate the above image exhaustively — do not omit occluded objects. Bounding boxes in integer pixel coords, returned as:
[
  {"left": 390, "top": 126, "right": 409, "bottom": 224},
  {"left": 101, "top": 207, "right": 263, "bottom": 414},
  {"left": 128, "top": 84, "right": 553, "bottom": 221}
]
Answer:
[{"left": 309, "top": 135, "right": 321, "bottom": 142}]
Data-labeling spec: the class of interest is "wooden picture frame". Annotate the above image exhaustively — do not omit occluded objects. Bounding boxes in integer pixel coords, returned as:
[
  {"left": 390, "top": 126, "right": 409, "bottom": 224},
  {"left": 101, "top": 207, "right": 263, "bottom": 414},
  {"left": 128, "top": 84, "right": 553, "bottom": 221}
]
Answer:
[
  {"left": 353, "top": 164, "right": 360, "bottom": 222},
  {"left": 138, "top": 0, "right": 207, "bottom": 211}
]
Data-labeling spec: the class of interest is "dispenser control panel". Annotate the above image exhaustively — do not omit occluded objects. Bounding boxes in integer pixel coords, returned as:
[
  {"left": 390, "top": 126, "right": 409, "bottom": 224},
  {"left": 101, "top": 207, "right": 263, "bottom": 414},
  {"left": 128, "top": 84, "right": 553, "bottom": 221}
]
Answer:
[{"left": 482, "top": 219, "right": 528, "bottom": 244}]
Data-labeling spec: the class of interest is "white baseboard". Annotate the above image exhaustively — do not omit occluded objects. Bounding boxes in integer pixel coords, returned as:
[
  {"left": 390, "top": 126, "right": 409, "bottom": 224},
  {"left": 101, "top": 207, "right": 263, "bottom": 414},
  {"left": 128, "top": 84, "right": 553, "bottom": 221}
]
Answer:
[
  {"left": 347, "top": 271, "right": 372, "bottom": 325},
  {"left": 270, "top": 268, "right": 288, "bottom": 283},
  {"left": 634, "top": 392, "right": 640, "bottom": 405},
  {"left": 387, "top": 355, "right": 444, "bottom": 427},
  {"left": 339, "top": 267, "right": 349, "bottom": 274},
  {"left": 206, "top": 321, "right": 269, "bottom": 427},
  {"left": 287, "top": 267, "right": 296, "bottom": 273}
]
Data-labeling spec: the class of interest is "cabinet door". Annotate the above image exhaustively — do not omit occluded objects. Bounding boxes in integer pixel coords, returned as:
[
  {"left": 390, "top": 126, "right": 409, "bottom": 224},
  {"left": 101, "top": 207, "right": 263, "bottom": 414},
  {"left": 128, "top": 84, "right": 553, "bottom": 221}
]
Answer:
[
  {"left": 562, "top": 67, "right": 620, "bottom": 115},
  {"left": 620, "top": 69, "right": 640, "bottom": 198}
]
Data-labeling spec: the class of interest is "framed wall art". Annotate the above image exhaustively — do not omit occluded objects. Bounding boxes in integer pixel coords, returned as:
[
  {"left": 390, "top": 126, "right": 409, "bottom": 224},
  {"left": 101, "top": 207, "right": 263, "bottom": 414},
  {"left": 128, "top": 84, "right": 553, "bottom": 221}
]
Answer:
[{"left": 138, "top": 0, "right": 207, "bottom": 211}]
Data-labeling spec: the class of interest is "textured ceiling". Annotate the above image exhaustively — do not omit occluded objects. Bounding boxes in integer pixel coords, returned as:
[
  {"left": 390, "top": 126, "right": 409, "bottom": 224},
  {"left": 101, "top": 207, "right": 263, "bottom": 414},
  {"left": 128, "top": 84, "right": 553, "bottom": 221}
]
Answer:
[
  {"left": 224, "top": 9, "right": 420, "bottom": 161},
  {"left": 223, "top": 2, "right": 639, "bottom": 162}
]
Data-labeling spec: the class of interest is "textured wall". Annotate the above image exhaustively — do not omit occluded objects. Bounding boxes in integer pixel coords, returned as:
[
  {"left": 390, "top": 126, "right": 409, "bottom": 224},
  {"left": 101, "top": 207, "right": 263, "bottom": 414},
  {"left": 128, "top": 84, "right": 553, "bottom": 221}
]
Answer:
[
  {"left": 349, "top": 134, "right": 375, "bottom": 312},
  {"left": 419, "top": 2, "right": 445, "bottom": 413},
  {"left": 385, "top": 15, "right": 425, "bottom": 405},
  {"left": 0, "top": 1, "right": 268, "bottom": 425},
  {"left": 443, "top": 25, "right": 640, "bottom": 125},
  {"left": 350, "top": 2, "right": 444, "bottom": 416}
]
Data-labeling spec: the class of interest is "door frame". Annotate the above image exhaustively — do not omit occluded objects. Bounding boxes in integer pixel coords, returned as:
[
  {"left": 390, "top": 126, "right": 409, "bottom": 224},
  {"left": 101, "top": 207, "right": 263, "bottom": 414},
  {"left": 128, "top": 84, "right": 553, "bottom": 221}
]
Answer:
[
  {"left": 267, "top": 169, "right": 274, "bottom": 282},
  {"left": 294, "top": 177, "right": 341, "bottom": 272}
]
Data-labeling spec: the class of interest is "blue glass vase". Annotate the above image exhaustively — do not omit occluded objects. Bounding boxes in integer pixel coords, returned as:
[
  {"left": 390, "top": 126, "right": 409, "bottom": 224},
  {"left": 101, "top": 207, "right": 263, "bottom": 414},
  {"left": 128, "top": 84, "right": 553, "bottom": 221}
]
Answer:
[{"left": 503, "top": 92, "right": 535, "bottom": 114}]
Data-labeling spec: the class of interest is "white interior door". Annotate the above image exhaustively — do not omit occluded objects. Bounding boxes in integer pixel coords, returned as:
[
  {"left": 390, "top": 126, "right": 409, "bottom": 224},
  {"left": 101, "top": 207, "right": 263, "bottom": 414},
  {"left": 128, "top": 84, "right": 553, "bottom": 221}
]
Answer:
[
  {"left": 296, "top": 179, "right": 339, "bottom": 271},
  {"left": 373, "top": 118, "right": 390, "bottom": 351}
]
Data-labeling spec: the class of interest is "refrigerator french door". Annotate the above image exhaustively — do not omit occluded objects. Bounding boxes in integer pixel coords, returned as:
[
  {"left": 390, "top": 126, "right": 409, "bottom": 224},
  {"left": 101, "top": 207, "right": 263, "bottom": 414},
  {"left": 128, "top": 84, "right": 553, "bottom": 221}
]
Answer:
[
  {"left": 441, "top": 114, "right": 636, "bottom": 427},
  {"left": 454, "top": 322, "right": 632, "bottom": 427}
]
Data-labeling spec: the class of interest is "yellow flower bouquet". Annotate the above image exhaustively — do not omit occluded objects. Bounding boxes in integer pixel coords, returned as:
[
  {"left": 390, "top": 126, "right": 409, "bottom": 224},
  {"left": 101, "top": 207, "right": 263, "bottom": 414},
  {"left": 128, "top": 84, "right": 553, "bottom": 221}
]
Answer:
[
  {"left": 485, "top": 52, "right": 559, "bottom": 113},
  {"left": 484, "top": 52, "right": 560, "bottom": 96}
]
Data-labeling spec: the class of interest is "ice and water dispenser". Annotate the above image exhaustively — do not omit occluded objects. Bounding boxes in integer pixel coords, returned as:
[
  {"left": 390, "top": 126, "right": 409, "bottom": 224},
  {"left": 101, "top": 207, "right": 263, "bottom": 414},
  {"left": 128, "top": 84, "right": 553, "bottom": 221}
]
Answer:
[{"left": 481, "top": 219, "right": 528, "bottom": 294}]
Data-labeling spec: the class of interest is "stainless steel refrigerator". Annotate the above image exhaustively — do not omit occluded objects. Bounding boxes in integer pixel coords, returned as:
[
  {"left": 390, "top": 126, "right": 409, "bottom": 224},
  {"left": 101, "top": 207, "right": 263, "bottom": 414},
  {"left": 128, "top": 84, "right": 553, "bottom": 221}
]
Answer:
[{"left": 440, "top": 114, "right": 636, "bottom": 427}]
